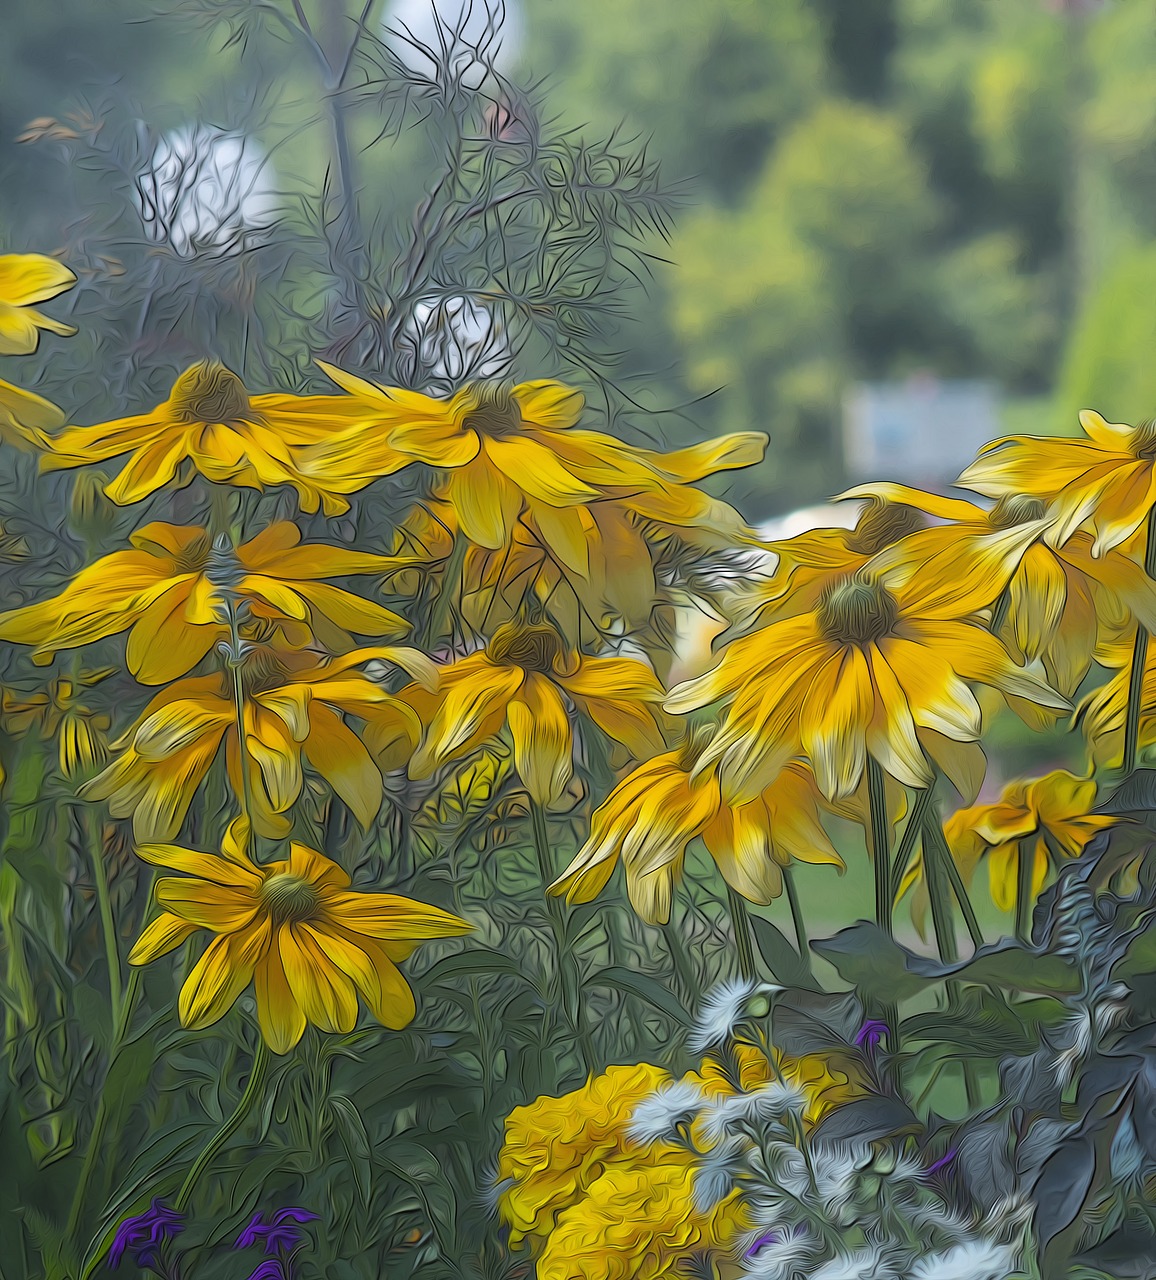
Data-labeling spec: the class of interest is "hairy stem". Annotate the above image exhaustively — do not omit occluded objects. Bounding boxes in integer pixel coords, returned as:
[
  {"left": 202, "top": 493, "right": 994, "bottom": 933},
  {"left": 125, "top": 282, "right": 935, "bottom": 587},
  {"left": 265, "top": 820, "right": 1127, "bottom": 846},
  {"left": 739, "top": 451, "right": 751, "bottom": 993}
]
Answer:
[
  {"left": 726, "top": 885, "right": 757, "bottom": 982},
  {"left": 782, "top": 862, "right": 808, "bottom": 956}
]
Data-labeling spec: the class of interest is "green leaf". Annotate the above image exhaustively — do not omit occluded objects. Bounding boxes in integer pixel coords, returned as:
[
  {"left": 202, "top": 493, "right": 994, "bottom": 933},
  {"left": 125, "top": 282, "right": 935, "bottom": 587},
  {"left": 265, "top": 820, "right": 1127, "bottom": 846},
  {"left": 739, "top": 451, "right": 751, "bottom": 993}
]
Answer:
[
  {"left": 330, "top": 1094, "right": 373, "bottom": 1208},
  {"left": 589, "top": 966, "right": 691, "bottom": 1026},
  {"left": 749, "top": 915, "right": 821, "bottom": 990},
  {"left": 420, "top": 949, "right": 527, "bottom": 986}
]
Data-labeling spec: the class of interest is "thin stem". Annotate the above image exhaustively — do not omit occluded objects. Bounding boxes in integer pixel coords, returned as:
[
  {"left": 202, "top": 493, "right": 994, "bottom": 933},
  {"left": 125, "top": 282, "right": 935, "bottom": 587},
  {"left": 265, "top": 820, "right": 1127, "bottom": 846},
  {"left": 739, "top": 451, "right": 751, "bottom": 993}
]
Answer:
[
  {"left": 889, "top": 785, "right": 933, "bottom": 903},
  {"left": 726, "top": 886, "right": 757, "bottom": 982},
  {"left": 81, "top": 806, "right": 122, "bottom": 1022},
  {"left": 867, "top": 757, "right": 893, "bottom": 938},
  {"left": 1123, "top": 505, "right": 1156, "bottom": 774},
  {"left": 65, "top": 969, "right": 143, "bottom": 1241},
  {"left": 1015, "top": 838, "right": 1035, "bottom": 945},
  {"left": 782, "top": 863, "right": 807, "bottom": 955},
  {"left": 424, "top": 534, "right": 469, "bottom": 653},
  {"left": 174, "top": 1037, "right": 269, "bottom": 1212},
  {"left": 922, "top": 815, "right": 985, "bottom": 950},
  {"left": 661, "top": 901, "right": 697, "bottom": 1008}
]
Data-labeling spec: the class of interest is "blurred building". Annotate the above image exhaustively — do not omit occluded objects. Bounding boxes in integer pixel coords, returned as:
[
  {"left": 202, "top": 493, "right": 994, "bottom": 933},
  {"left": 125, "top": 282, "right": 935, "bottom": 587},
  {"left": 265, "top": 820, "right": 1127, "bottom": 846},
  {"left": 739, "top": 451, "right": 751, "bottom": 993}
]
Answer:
[{"left": 843, "top": 375, "right": 1001, "bottom": 491}]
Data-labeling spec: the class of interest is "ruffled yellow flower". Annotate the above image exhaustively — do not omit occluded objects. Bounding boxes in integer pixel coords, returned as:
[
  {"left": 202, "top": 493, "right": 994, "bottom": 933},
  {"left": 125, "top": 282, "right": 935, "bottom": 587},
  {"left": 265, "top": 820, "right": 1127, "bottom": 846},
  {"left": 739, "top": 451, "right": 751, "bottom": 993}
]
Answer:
[
  {"left": 407, "top": 621, "right": 672, "bottom": 806},
  {"left": 843, "top": 482, "right": 1156, "bottom": 699},
  {"left": 0, "top": 253, "right": 76, "bottom": 355},
  {"left": 85, "top": 642, "right": 432, "bottom": 840},
  {"left": 940, "top": 771, "right": 1115, "bottom": 915},
  {"left": 497, "top": 1062, "right": 672, "bottom": 1245},
  {"left": 0, "top": 521, "right": 407, "bottom": 684},
  {"left": 535, "top": 1161, "right": 746, "bottom": 1280},
  {"left": 39, "top": 360, "right": 372, "bottom": 512},
  {"left": 128, "top": 822, "right": 472, "bottom": 1053},
  {"left": 959, "top": 408, "right": 1156, "bottom": 558},
  {"left": 551, "top": 736, "right": 842, "bottom": 924},
  {"left": 668, "top": 554, "right": 1069, "bottom": 804},
  {"left": 297, "top": 368, "right": 766, "bottom": 553}
]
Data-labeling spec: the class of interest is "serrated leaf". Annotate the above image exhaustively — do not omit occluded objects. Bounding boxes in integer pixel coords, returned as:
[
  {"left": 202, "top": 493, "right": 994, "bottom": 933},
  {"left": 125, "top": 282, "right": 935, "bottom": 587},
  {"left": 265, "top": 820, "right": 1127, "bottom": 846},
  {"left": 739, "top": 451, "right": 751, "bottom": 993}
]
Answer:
[{"left": 589, "top": 966, "right": 690, "bottom": 1026}]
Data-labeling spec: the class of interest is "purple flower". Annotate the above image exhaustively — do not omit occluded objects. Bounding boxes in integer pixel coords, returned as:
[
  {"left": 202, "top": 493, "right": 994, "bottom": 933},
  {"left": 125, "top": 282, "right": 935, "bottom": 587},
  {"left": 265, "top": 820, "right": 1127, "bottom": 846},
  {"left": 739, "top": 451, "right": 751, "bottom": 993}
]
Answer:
[
  {"left": 108, "top": 1199, "right": 184, "bottom": 1269},
  {"left": 235, "top": 1207, "right": 318, "bottom": 1254},
  {"left": 243, "top": 1264, "right": 288, "bottom": 1280},
  {"left": 924, "top": 1146, "right": 958, "bottom": 1178},
  {"left": 854, "top": 1019, "right": 888, "bottom": 1054},
  {"left": 746, "top": 1229, "right": 781, "bottom": 1257}
]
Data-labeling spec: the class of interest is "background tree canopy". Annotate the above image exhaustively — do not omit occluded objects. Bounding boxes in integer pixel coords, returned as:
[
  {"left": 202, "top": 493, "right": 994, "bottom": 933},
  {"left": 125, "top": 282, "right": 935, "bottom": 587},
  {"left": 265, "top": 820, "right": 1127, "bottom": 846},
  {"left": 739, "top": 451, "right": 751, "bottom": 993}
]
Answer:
[{"left": 0, "top": 0, "right": 1150, "bottom": 518}]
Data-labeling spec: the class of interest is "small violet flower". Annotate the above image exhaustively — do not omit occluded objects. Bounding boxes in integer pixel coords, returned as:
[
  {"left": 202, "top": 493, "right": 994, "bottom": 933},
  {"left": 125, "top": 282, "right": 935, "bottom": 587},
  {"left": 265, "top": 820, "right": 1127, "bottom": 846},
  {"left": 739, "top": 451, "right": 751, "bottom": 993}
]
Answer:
[
  {"left": 923, "top": 1146, "right": 958, "bottom": 1178},
  {"left": 853, "top": 1019, "right": 888, "bottom": 1055},
  {"left": 243, "top": 1263, "right": 289, "bottom": 1280},
  {"left": 746, "top": 1229, "right": 781, "bottom": 1258},
  {"left": 108, "top": 1199, "right": 184, "bottom": 1270},
  {"left": 235, "top": 1207, "right": 318, "bottom": 1255}
]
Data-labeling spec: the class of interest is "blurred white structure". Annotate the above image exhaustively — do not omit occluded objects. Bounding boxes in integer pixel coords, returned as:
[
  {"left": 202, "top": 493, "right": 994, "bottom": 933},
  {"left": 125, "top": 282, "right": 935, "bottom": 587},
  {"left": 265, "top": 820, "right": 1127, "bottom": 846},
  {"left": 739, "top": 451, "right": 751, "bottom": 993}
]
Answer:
[
  {"left": 384, "top": 0, "right": 523, "bottom": 81},
  {"left": 138, "top": 125, "right": 279, "bottom": 257},
  {"left": 405, "top": 294, "right": 510, "bottom": 392},
  {"left": 844, "top": 375, "right": 1000, "bottom": 489}
]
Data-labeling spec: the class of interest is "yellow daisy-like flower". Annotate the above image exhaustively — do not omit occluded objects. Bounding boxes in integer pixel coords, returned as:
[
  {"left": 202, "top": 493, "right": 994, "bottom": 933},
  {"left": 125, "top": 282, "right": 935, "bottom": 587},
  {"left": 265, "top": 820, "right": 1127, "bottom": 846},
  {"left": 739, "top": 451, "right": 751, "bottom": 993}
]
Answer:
[
  {"left": 551, "top": 735, "right": 842, "bottom": 924},
  {"left": 1, "top": 668, "right": 113, "bottom": 782},
  {"left": 127, "top": 822, "right": 472, "bottom": 1053},
  {"left": 297, "top": 368, "right": 766, "bottom": 553},
  {"left": 497, "top": 1061, "right": 672, "bottom": 1246},
  {"left": 407, "top": 621, "right": 672, "bottom": 807},
  {"left": 535, "top": 1160, "right": 747, "bottom": 1280},
  {"left": 0, "top": 253, "right": 77, "bottom": 355},
  {"left": 943, "top": 770, "right": 1114, "bottom": 914},
  {"left": 39, "top": 360, "right": 373, "bottom": 512},
  {"left": 959, "top": 408, "right": 1156, "bottom": 558},
  {"left": 84, "top": 641, "right": 432, "bottom": 841},
  {"left": 844, "top": 481, "right": 1156, "bottom": 699},
  {"left": 668, "top": 552, "right": 1069, "bottom": 805},
  {"left": 0, "top": 521, "right": 407, "bottom": 685}
]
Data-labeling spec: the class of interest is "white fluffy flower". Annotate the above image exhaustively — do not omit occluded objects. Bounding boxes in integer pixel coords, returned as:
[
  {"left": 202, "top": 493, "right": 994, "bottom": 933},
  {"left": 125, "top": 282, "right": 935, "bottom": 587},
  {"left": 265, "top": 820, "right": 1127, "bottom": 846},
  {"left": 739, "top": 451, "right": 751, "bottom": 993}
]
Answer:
[
  {"left": 741, "top": 1224, "right": 817, "bottom": 1280},
  {"left": 689, "top": 978, "right": 780, "bottom": 1053},
  {"left": 697, "top": 1081, "right": 807, "bottom": 1145},
  {"left": 909, "top": 1238, "right": 1018, "bottom": 1280},
  {"left": 626, "top": 1080, "right": 704, "bottom": 1145},
  {"left": 808, "top": 1246, "right": 901, "bottom": 1280}
]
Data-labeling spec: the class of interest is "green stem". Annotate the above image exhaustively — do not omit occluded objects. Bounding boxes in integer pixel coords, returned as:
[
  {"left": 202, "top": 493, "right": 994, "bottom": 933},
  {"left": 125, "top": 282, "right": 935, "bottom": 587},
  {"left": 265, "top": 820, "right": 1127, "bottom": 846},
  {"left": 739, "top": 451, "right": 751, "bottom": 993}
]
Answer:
[
  {"left": 661, "top": 901, "right": 697, "bottom": 1008},
  {"left": 726, "top": 886, "right": 757, "bottom": 982},
  {"left": 531, "top": 801, "right": 594, "bottom": 1073},
  {"left": 889, "top": 785, "right": 933, "bottom": 903},
  {"left": 424, "top": 534, "right": 468, "bottom": 652},
  {"left": 65, "top": 969, "right": 142, "bottom": 1242},
  {"left": 1123, "top": 504, "right": 1156, "bottom": 774},
  {"left": 174, "top": 1037, "right": 269, "bottom": 1212},
  {"left": 867, "top": 757, "right": 893, "bottom": 938},
  {"left": 782, "top": 863, "right": 807, "bottom": 956},
  {"left": 80, "top": 806, "right": 122, "bottom": 1023},
  {"left": 923, "top": 815, "right": 985, "bottom": 950},
  {"left": 1015, "top": 837, "right": 1035, "bottom": 945}
]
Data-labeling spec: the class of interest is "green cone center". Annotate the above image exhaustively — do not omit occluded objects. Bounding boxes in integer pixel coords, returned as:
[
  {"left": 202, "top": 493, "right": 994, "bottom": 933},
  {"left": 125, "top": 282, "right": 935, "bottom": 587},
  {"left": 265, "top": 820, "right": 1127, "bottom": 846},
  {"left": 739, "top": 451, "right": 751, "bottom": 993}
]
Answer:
[
  {"left": 845, "top": 499, "right": 924, "bottom": 556},
  {"left": 486, "top": 621, "right": 565, "bottom": 673},
  {"left": 170, "top": 360, "right": 250, "bottom": 425},
  {"left": 817, "top": 574, "right": 899, "bottom": 646},
  {"left": 461, "top": 382, "right": 522, "bottom": 438},
  {"left": 988, "top": 494, "right": 1048, "bottom": 528},
  {"left": 260, "top": 873, "right": 321, "bottom": 924}
]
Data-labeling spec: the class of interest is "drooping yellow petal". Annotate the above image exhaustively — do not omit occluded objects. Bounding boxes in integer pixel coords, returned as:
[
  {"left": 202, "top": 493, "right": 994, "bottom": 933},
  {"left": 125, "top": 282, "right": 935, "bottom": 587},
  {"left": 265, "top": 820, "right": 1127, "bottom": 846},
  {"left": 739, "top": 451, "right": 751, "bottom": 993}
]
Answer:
[
  {"left": 278, "top": 923, "right": 359, "bottom": 1034},
  {"left": 301, "top": 702, "right": 384, "bottom": 829},
  {"left": 506, "top": 673, "right": 573, "bottom": 807},
  {"left": 254, "top": 946, "right": 307, "bottom": 1054},
  {"left": 179, "top": 920, "right": 272, "bottom": 1029},
  {"left": 128, "top": 911, "right": 200, "bottom": 965}
]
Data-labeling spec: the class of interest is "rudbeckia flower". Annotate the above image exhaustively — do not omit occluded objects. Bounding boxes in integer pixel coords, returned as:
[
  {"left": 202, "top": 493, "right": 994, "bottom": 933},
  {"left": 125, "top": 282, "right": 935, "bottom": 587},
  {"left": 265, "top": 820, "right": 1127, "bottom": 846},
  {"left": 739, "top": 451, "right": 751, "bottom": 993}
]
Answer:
[
  {"left": 551, "top": 736, "right": 842, "bottom": 924},
  {"left": 407, "top": 621, "right": 672, "bottom": 806},
  {"left": 959, "top": 408, "right": 1156, "bottom": 557},
  {"left": 2, "top": 668, "right": 113, "bottom": 781},
  {"left": 668, "top": 554, "right": 1070, "bottom": 804},
  {"left": 0, "top": 521, "right": 407, "bottom": 684},
  {"left": 944, "top": 771, "right": 1113, "bottom": 914},
  {"left": 842, "top": 481, "right": 1156, "bottom": 698},
  {"left": 297, "top": 368, "right": 766, "bottom": 554},
  {"left": 84, "top": 642, "right": 433, "bottom": 840},
  {"left": 39, "top": 360, "right": 373, "bottom": 512},
  {"left": 127, "top": 823, "right": 472, "bottom": 1052},
  {"left": 0, "top": 253, "right": 77, "bottom": 355}
]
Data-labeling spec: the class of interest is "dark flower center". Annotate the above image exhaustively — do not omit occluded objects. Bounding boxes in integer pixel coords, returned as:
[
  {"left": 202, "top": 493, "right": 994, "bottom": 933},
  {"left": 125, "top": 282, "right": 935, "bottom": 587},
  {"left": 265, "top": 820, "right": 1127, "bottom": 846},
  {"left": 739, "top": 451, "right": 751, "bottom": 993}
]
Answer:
[
  {"left": 1132, "top": 418, "right": 1156, "bottom": 459},
  {"left": 844, "top": 499, "right": 924, "bottom": 556},
  {"left": 817, "top": 573, "right": 899, "bottom": 646},
  {"left": 174, "top": 531, "right": 213, "bottom": 573},
  {"left": 486, "top": 621, "right": 565, "bottom": 673},
  {"left": 988, "top": 494, "right": 1048, "bottom": 528},
  {"left": 460, "top": 382, "right": 521, "bottom": 438},
  {"left": 169, "top": 360, "right": 250, "bottom": 425},
  {"left": 260, "top": 873, "right": 321, "bottom": 924}
]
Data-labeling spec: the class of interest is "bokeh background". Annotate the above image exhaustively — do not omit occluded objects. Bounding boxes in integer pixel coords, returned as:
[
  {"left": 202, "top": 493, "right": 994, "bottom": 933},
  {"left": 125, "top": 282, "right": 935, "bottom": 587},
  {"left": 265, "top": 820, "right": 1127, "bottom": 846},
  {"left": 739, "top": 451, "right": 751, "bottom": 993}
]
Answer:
[{"left": 4, "top": 0, "right": 1152, "bottom": 524}]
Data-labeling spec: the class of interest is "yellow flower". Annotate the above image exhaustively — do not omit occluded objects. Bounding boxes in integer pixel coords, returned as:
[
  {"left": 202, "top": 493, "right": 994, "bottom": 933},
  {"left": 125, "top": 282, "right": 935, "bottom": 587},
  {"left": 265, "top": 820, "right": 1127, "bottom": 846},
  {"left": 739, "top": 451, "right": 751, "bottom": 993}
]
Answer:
[
  {"left": 943, "top": 770, "right": 1114, "bottom": 913},
  {"left": 843, "top": 481, "right": 1156, "bottom": 698},
  {"left": 0, "top": 378, "right": 65, "bottom": 451},
  {"left": 2, "top": 668, "right": 114, "bottom": 781},
  {"left": 127, "top": 822, "right": 472, "bottom": 1053},
  {"left": 535, "top": 1161, "right": 747, "bottom": 1280},
  {"left": 497, "top": 1062, "right": 672, "bottom": 1245},
  {"left": 407, "top": 621, "right": 672, "bottom": 806},
  {"left": 298, "top": 368, "right": 766, "bottom": 553},
  {"left": 959, "top": 408, "right": 1156, "bottom": 558},
  {"left": 0, "top": 521, "right": 407, "bottom": 685},
  {"left": 551, "top": 737, "right": 842, "bottom": 924},
  {"left": 84, "top": 642, "right": 432, "bottom": 840},
  {"left": 668, "top": 554, "right": 1069, "bottom": 804},
  {"left": 0, "top": 253, "right": 76, "bottom": 354},
  {"left": 39, "top": 360, "right": 373, "bottom": 512}
]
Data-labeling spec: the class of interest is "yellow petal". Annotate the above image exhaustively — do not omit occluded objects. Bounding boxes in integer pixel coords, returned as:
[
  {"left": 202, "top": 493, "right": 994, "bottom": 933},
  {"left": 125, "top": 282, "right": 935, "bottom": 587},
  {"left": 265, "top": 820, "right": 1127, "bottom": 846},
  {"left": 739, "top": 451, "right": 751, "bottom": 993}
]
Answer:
[
  {"left": 507, "top": 674, "right": 573, "bottom": 806},
  {"left": 128, "top": 911, "right": 200, "bottom": 965},
  {"left": 254, "top": 946, "right": 307, "bottom": 1054},
  {"left": 179, "top": 921, "right": 271, "bottom": 1029},
  {"left": 278, "top": 923, "right": 359, "bottom": 1033}
]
